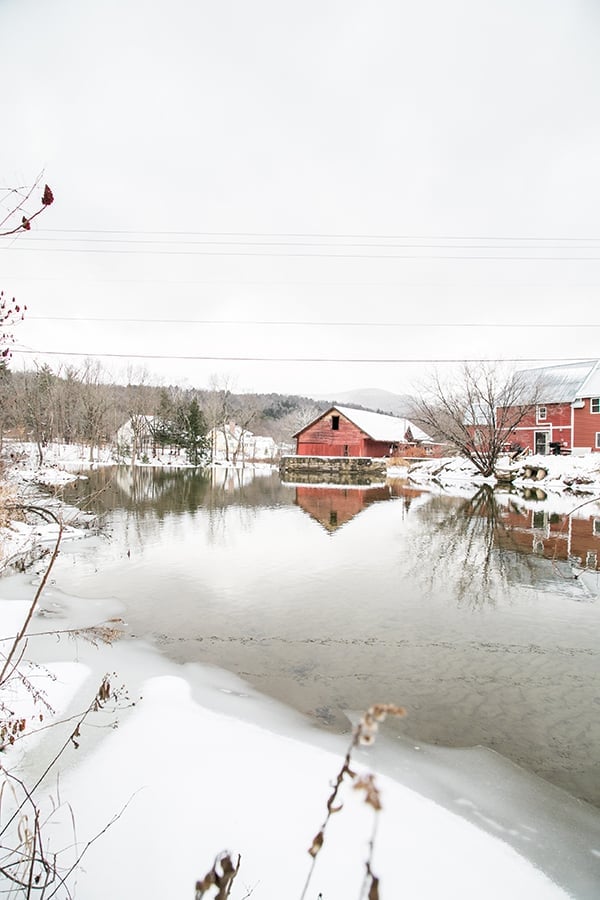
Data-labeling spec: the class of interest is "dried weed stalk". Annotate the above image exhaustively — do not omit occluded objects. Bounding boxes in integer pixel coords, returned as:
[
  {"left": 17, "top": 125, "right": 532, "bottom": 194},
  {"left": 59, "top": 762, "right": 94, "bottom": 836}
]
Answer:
[
  {"left": 0, "top": 506, "right": 63, "bottom": 689},
  {"left": 0, "top": 503, "right": 134, "bottom": 896},
  {"left": 195, "top": 851, "right": 242, "bottom": 899},
  {"left": 301, "top": 703, "right": 406, "bottom": 900},
  {"left": 196, "top": 703, "right": 405, "bottom": 900},
  {"left": 0, "top": 673, "right": 133, "bottom": 896}
]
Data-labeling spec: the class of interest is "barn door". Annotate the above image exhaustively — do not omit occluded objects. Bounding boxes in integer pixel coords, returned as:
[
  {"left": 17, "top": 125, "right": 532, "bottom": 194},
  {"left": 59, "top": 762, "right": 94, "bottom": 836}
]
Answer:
[{"left": 534, "top": 431, "right": 549, "bottom": 455}]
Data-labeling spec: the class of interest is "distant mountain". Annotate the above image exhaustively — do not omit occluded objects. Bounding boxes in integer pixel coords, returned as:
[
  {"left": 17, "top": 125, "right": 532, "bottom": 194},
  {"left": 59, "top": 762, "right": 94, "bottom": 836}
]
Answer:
[{"left": 310, "top": 388, "right": 415, "bottom": 418}]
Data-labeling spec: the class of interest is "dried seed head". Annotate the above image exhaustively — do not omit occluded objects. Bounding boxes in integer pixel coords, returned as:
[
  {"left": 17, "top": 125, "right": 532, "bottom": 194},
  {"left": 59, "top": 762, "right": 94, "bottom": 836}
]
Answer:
[
  {"left": 353, "top": 773, "right": 382, "bottom": 811},
  {"left": 308, "top": 830, "right": 324, "bottom": 857}
]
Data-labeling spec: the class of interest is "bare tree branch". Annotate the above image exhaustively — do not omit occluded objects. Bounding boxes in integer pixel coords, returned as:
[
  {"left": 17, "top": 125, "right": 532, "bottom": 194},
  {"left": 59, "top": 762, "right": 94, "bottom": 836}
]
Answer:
[{"left": 411, "top": 361, "right": 544, "bottom": 476}]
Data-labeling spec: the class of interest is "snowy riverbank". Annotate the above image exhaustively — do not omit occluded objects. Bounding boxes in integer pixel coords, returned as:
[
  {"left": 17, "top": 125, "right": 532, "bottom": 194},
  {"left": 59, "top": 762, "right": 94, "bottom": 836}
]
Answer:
[
  {"left": 2, "top": 579, "right": 598, "bottom": 899},
  {"left": 1, "top": 452, "right": 600, "bottom": 897},
  {"left": 405, "top": 453, "right": 600, "bottom": 496}
]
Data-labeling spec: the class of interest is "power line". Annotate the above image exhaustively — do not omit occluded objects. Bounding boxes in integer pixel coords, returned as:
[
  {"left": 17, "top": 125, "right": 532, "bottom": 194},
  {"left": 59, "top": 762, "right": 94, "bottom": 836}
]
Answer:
[
  {"left": 13, "top": 349, "right": 596, "bottom": 364},
  {"left": 4, "top": 246, "right": 600, "bottom": 260},
  {"left": 8, "top": 236, "right": 600, "bottom": 251},
  {"left": 4, "top": 275, "right": 600, "bottom": 288},
  {"left": 35, "top": 228, "right": 600, "bottom": 241},
  {"left": 24, "top": 315, "right": 600, "bottom": 328}
]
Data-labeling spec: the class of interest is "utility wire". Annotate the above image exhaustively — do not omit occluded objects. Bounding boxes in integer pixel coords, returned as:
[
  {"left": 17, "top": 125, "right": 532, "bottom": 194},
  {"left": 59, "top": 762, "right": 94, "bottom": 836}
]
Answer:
[
  {"left": 7, "top": 236, "right": 600, "bottom": 251},
  {"left": 4, "top": 275, "right": 600, "bottom": 288},
  {"left": 3, "top": 246, "right": 600, "bottom": 260},
  {"left": 13, "top": 349, "right": 596, "bottom": 364},
  {"left": 33, "top": 228, "right": 600, "bottom": 241},
  {"left": 24, "top": 315, "right": 600, "bottom": 328}
]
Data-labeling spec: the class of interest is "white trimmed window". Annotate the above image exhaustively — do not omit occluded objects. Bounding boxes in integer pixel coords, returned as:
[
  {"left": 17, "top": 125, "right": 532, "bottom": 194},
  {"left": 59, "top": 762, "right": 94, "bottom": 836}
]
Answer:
[
  {"left": 591, "top": 398, "right": 600, "bottom": 413},
  {"left": 537, "top": 405, "right": 547, "bottom": 421},
  {"left": 593, "top": 518, "right": 600, "bottom": 536},
  {"left": 596, "top": 432, "right": 600, "bottom": 449}
]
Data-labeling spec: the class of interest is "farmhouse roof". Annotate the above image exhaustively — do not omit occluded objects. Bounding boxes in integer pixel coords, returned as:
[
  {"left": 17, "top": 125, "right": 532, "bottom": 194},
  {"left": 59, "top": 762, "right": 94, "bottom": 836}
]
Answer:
[
  {"left": 296, "top": 405, "right": 434, "bottom": 443},
  {"left": 515, "top": 360, "right": 600, "bottom": 404}
]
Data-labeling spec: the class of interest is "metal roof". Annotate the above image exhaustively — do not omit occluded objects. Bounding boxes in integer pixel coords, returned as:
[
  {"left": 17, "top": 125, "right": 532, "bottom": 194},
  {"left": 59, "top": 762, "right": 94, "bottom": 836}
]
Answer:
[
  {"left": 577, "top": 361, "right": 600, "bottom": 398},
  {"left": 298, "top": 405, "right": 433, "bottom": 443},
  {"left": 516, "top": 360, "right": 599, "bottom": 404}
]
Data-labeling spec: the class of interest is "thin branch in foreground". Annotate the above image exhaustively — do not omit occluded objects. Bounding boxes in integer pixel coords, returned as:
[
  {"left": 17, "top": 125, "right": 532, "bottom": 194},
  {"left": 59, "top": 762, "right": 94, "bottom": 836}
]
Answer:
[
  {"left": 43, "top": 792, "right": 139, "bottom": 900},
  {"left": 0, "top": 506, "right": 64, "bottom": 687}
]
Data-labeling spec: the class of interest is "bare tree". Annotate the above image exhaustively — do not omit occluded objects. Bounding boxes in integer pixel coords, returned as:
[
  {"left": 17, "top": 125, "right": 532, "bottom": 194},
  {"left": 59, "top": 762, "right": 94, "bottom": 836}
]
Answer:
[
  {"left": 411, "top": 361, "right": 543, "bottom": 477},
  {"left": 80, "top": 360, "right": 111, "bottom": 461},
  {"left": 51, "top": 364, "right": 81, "bottom": 445},
  {"left": 21, "top": 364, "right": 57, "bottom": 465},
  {"left": 0, "top": 361, "right": 18, "bottom": 449},
  {"left": 204, "top": 374, "right": 238, "bottom": 463}
]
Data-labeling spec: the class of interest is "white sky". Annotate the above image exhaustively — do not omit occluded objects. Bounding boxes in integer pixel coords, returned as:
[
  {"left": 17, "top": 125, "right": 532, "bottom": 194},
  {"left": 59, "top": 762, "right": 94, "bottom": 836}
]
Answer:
[{"left": 1, "top": 0, "right": 599, "bottom": 396}]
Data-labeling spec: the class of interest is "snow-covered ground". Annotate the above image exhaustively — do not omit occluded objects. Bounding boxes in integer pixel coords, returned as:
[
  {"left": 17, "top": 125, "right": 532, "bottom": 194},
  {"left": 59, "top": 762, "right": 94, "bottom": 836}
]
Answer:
[
  {"left": 1, "top": 448, "right": 600, "bottom": 897},
  {"left": 405, "top": 453, "right": 600, "bottom": 496},
  {"left": 2, "top": 583, "right": 598, "bottom": 900}
]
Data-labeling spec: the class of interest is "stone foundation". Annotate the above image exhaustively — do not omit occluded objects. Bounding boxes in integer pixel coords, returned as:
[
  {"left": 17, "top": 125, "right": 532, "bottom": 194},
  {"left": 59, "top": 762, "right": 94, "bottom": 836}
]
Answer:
[{"left": 279, "top": 455, "right": 387, "bottom": 484}]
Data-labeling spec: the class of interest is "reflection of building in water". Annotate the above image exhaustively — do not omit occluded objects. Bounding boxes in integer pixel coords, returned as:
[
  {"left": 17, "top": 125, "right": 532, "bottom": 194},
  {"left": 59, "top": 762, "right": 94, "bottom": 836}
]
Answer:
[
  {"left": 495, "top": 501, "right": 600, "bottom": 570},
  {"left": 295, "top": 481, "right": 424, "bottom": 532}
]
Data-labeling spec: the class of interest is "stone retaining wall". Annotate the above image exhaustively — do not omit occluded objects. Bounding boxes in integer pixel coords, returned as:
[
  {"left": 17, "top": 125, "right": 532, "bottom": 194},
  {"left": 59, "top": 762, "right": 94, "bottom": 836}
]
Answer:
[{"left": 279, "top": 455, "right": 387, "bottom": 484}]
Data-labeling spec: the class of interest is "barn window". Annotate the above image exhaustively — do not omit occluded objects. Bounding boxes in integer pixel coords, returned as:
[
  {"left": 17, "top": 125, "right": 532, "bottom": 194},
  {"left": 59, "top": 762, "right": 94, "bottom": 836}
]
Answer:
[
  {"left": 596, "top": 432, "right": 600, "bottom": 449},
  {"left": 586, "top": 551, "right": 597, "bottom": 569},
  {"left": 537, "top": 405, "right": 547, "bottom": 421},
  {"left": 332, "top": 415, "right": 340, "bottom": 430},
  {"left": 593, "top": 518, "right": 600, "bottom": 536},
  {"left": 591, "top": 398, "right": 600, "bottom": 413}
]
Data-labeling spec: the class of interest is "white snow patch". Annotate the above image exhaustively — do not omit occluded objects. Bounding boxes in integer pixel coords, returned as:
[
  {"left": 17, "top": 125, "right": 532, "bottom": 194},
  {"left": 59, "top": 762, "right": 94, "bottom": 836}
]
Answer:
[{"left": 46, "top": 674, "right": 570, "bottom": 900}]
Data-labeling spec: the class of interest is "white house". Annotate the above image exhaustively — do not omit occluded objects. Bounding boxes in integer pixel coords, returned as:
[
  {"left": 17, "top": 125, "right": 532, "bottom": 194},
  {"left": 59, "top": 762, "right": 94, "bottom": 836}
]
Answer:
[{"left": 208, "top": 423, "right": 278, "bottom": 463}]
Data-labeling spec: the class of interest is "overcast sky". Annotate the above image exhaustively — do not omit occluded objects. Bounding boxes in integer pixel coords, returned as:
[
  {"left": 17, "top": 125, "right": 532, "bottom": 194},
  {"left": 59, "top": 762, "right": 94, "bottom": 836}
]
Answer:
[{"left": 1, "top": 0, "right": 599, "bottom": 397}]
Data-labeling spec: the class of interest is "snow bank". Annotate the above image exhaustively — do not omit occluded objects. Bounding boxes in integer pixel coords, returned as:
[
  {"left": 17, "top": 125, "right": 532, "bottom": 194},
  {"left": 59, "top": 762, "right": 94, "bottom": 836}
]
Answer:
[
  {"left": 408, "top": 454, "right": 600, "bottom": 495},
  {"left": 1, "top": 451, "right": 598, "bottom": 898},
  {"left": 0, "top": 575, "right": 592, "bottom": 899},
  {"left": 49, "top": 673, "right": 570, "bottom": 900}
]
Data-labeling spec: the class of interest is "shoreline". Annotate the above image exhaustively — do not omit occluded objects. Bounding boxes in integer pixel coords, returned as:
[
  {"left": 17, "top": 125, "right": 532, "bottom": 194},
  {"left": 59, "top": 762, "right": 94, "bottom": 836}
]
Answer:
[{"left": 1, "top": 447, "right": 599, "bottom": 897}]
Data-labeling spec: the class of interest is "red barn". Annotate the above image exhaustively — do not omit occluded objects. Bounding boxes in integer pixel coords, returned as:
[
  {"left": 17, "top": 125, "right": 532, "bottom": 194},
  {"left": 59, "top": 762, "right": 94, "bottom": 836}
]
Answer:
[
  {"left": 294, "top": 405, "right": 437, "bottom": 458},
  {"left": 502, "top": 360, "right": 600, "bottom": 455}
]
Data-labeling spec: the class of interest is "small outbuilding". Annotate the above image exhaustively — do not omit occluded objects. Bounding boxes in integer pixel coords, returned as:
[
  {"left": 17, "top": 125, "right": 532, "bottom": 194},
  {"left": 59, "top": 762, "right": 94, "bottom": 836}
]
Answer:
[{"left": 293, "top": 405, "right": 436, "bottom": 458}]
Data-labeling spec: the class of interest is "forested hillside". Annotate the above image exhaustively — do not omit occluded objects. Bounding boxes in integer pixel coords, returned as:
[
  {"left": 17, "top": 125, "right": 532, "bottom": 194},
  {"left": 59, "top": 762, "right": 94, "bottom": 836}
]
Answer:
[{"left": 0, "top": 362, "right": 331, "bottom": 452}]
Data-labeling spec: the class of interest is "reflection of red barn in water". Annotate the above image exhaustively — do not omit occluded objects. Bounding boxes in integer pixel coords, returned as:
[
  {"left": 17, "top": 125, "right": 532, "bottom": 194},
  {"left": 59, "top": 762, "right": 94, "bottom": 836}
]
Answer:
[
  {"left": 295, "top": 481, "right": 424, "bottom": 532},
  {"left": 496, "top": 503, "right": 600, "bottom": 570}
]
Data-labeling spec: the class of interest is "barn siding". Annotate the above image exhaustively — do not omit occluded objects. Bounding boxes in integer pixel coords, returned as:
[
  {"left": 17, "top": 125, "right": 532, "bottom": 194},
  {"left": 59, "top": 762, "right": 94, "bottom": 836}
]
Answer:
[
  {"left": 296, "top": 411, "right": 368, "bottom": 456},
  {"left": 505, "top": 402, "right": 573, "bottom": 453},
  {"left": 573, "top": 400, "right": 600, "bottom": 451}
]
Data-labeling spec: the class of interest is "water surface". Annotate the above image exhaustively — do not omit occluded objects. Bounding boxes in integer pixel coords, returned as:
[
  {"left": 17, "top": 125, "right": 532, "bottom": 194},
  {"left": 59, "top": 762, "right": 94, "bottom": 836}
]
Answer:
[{"left": 57, "top": 466, "right": 600, "bottom": 805}]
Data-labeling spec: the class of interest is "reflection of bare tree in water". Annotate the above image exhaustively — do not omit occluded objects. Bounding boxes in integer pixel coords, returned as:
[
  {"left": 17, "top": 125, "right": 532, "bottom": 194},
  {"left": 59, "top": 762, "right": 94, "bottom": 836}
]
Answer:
[
  {"left": 408, "top": 485, "right": 537, "bottom": 607},
  {"left": 62, "top": 467, "right": 296, "bottom": 547}
]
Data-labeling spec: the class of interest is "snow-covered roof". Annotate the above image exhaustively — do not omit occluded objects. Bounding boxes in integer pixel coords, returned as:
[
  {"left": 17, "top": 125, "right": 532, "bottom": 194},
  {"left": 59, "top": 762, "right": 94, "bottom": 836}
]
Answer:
[
  {"left": 516, "top": 360, "right": 599, "bottom": 404},
  {"left": 578, "top": 361, "right": 600, "bottom": 398},
  {"left": 298, "top": 405, "right": 434, "bottom": 443}
]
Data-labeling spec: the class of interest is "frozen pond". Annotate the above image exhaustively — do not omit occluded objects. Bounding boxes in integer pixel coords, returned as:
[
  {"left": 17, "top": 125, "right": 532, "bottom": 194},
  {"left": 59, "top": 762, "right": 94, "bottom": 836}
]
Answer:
[{"left": 55, "top": 466, "right": 600, "bottom": 806}]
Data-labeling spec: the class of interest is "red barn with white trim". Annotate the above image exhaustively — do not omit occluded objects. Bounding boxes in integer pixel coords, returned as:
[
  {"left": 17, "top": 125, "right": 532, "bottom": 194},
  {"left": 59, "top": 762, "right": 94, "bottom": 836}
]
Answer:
[
  {"left": 502, "top": 360, "right": 600, "bottom": 454},
  {"left": 294, "top": 405, "right": 438, "bottom": 458}
]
